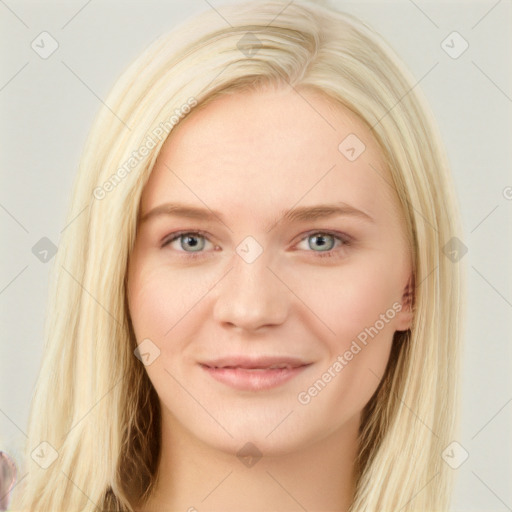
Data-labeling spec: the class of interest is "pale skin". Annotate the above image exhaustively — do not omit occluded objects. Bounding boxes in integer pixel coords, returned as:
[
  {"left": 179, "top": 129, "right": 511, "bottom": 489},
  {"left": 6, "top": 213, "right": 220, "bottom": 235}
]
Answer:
[{"left": 127, "top": 84, "right": 413, "bottom": 511}]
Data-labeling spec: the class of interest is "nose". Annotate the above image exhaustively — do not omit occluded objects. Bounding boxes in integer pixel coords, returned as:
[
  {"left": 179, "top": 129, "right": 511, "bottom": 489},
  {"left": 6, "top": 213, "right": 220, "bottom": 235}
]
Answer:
[{"left": 212, "top": 250, "right": 289, "bottom": 332}]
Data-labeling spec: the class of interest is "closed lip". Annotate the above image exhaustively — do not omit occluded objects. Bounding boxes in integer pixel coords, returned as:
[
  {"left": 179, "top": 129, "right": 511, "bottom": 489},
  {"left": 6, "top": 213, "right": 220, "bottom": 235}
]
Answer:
[{"left": 200, "top": 355, "right": 312, "bottom": 370}]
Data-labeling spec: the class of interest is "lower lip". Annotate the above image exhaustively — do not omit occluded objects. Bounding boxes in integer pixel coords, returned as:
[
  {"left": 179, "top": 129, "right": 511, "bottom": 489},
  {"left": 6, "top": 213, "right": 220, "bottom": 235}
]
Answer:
[{"left": 200, "top": 364, "right": 310, "bottom": 391}]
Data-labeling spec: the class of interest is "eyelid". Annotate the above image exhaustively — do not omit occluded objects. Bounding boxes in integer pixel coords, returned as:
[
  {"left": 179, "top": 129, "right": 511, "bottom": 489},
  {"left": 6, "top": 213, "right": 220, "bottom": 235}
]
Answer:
[
  {"left": 161, "top": 229, "right": 214, "bottom": 250},
  {"left": 294, "top": 229, "right": 352, "bottom": 247},
  {"left": 293, "top": 230, "right": 351, "bottom": 259},
  {"left": 161, "top": 229, "right": 352, "bottom": 258}
]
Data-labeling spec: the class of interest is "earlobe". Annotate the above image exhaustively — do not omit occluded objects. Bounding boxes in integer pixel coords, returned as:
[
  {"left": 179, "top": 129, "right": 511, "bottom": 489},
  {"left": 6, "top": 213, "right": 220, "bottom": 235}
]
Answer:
[{"left": 396, "top": 274, "right": 414, "bottom": 331}]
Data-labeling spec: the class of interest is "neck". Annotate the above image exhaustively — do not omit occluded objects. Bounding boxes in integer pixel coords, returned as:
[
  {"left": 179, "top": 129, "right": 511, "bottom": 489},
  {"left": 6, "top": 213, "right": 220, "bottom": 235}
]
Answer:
[{"left": 137, "top": 410, "right": 360, "bottom": 512}]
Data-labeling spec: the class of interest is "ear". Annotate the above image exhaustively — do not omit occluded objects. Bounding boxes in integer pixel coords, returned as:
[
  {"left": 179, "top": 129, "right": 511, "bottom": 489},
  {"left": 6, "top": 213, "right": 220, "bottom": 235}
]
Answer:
[{"left": 395, "top": 274, "right": 414, "bottom": 331}]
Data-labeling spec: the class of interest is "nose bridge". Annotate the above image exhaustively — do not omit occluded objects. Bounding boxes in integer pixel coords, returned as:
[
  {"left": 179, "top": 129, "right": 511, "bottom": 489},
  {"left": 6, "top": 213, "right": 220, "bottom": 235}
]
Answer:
[{"left": 213, "top": 242, "right": 288, "bottom": 330}]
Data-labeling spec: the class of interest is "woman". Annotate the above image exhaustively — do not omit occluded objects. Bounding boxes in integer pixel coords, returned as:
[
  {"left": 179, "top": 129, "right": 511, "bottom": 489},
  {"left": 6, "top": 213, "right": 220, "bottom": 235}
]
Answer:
[{"left": 11, "top": 0, "right": 465, "bottom": 510}]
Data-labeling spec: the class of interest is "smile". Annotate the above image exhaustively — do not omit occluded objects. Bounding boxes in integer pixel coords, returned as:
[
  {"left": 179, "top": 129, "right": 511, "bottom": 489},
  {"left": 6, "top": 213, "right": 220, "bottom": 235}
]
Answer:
[{"left": 199, "top": 363, "right": 312, "bottom": 391}]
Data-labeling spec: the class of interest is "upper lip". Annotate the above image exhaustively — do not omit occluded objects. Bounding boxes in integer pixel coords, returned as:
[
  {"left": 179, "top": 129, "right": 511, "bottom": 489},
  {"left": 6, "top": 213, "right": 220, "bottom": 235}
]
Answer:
[{"left": 200, "top": 356, "right": 311, "bottom": 370}]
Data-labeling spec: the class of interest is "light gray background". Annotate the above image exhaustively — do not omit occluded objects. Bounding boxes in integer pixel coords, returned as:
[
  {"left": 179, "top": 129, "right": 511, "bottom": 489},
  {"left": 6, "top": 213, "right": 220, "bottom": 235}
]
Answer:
[{"left": 1, "top": 1, "right": 511, "bottom": 510}]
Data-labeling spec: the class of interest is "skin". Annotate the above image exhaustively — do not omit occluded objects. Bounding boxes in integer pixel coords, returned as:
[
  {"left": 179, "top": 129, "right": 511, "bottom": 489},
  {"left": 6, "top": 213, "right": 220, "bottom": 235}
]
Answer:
[{"left": 127, "top": 84, "right": 413, "bottom": 512}]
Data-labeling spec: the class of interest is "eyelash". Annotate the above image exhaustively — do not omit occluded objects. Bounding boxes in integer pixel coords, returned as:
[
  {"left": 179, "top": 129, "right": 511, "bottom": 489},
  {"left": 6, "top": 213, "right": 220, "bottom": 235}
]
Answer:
[{"left": 161, "top": 230, "right": 352, "bottom": 260}]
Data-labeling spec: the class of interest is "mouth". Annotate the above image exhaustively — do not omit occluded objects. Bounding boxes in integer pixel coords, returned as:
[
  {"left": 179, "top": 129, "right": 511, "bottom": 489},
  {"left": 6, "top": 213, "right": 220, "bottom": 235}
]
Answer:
[
  {"left": 199, "top": 356, "right": 312, "bottom": 391},
  {"left": 204, "top": 364, "right": 297, "bottom": 370}
]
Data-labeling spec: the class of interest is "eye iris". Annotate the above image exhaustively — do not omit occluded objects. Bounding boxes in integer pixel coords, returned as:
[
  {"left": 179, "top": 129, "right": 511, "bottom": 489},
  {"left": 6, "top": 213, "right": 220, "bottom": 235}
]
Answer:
[
  {"left": 309, "top": 233, "right": 335, "bottom": 251},
  {"left": 174, "top": 233, "right": 338, "bottom": 253},
  {"left": 181, "top": 234, "right": 204, "bottom": 252}
]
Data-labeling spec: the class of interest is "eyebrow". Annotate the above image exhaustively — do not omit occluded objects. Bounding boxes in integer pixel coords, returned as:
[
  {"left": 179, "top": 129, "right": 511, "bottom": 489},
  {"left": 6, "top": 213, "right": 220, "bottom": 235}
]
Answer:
[{"left": 140, "top": 201, "right": 374, "bottom": 230}]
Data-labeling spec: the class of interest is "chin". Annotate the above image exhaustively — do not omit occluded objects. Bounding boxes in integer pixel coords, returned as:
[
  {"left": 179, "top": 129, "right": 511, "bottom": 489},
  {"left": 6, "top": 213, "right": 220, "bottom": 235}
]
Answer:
[{"left": 182, "top": 411, "right": 327, "bottom": 460}]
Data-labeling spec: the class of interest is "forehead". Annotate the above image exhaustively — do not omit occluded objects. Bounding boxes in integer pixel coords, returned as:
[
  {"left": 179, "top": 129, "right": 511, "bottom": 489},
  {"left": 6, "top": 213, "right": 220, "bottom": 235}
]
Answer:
[{"left": 140, "top": 86, "right": 399, "bottom": 226}]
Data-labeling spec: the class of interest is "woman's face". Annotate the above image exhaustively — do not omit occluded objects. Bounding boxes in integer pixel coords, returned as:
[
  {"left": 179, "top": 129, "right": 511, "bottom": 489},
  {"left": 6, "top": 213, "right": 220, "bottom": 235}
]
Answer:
[{"left": 127, "top": 86, "right": 413, "bottom": 456}]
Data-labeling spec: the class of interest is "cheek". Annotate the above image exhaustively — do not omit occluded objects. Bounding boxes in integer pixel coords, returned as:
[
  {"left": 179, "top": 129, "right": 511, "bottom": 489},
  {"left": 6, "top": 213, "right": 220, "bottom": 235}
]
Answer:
[
  {"left": 288, "top": 256, "right": 404, "bottom": 344},
  {"left": 128, "top": 273, "right": 171, "bottom": 342},
  {"left": 127, "top": 264, "right": 205, "bottom": 392},
  {"left": 296, "top": 270, "right": 397, "bottom": 423},
  {"left": 288, "top": 256, "right": 401, "bottom": 405},
  {"left": 128, "top": 260, "right": 207, "bottom": 342}
]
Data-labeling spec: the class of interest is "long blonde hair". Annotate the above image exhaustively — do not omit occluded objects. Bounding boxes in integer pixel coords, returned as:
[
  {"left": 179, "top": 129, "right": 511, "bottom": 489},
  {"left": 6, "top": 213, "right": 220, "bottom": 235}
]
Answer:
[{"left": 11, "top": 1, "right": 465, "bottom": 510}]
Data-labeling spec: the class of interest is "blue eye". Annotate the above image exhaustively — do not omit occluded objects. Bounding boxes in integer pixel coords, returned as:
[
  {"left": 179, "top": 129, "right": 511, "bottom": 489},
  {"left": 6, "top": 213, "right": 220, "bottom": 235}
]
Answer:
[
  {"left": 306, "top": 233, "right": 336, "bottom": 251},
  {"left": 162, "top": 231, "right": 211, "bottom": 253},
  {"left": 162, "top": 230, "right": 350, "bottom": 260},
  {"left": 296, "top": 231, "right": 348, "bottom": 258}
]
